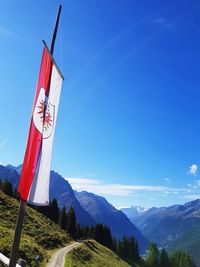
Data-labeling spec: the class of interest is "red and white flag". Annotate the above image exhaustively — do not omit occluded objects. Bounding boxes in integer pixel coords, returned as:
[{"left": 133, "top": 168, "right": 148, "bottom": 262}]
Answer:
[{"left": 18, "top": 44, "right": 63, "bottom": 205}]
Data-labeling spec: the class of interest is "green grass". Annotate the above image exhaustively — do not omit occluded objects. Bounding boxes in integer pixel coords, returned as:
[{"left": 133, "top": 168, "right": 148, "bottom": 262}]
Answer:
[
  {"left": 0, "top": 191, "right": 72, "bottom": 266},
  {"left": 64, "top": 240, "right": 134, "bottom": 267}
]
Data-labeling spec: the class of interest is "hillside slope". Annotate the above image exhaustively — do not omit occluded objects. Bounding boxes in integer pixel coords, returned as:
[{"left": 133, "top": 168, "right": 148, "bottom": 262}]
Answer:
[
  {"left": 0, "top": 165, "right": 96, "bottom": 227},
  {"left": 65, "top": 240, "right": 137, "bottom": 267},
  {"left": 0, "top": 191, "right": 71, "bottom": 266}
]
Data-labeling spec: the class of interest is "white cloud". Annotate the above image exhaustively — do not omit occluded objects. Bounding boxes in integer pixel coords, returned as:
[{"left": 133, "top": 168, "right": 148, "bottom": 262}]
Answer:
[
  {"left": 65, "top": 177, "right": 187, "bottom": 197},
  {"left": 188, "top": 183, "right": 198, "bottom": 189},
  {"left": 0, "top": 138, "right": 8, "bottom": 150},
  {"left": 115, "top": 205, "right": 131, "bottom": 210},
  {"left": 67, "top": 178, "right": 99, "bottom": 185},
  {"left": 184, "top": 194, "right": 200, "bottom": 200},
  {"left": 188, "top": 164, "right": 198, "bottom": 176}
]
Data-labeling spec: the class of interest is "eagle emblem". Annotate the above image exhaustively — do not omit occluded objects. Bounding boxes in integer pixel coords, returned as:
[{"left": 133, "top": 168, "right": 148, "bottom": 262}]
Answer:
[{"left": 33, "top": 88, "right": 55, "bottom": 139}]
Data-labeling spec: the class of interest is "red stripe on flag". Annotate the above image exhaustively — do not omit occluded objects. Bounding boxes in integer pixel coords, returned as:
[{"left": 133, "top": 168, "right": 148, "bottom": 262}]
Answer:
[{"left": 18, "top": 47, "right": 52, "bottom": 201}]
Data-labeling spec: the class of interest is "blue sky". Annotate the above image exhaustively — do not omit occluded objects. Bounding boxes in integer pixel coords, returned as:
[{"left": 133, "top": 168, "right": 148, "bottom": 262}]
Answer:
[{"left": 1, "top": 0, "right": 200, "bottom": 208}]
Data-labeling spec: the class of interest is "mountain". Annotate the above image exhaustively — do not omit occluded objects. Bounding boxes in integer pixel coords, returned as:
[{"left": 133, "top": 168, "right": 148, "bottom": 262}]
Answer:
[
  {"left": 75, "top": 191, "right": 149, "bottom": 254},
  {"left": 127, "top": 206, "right": 167, "bottom": 226},
  {"left": 49, "top": 171, "right": 95, "bottom": 226},
  {"left": 133, "top": 200, "right": 200, "bottom": 266},
  {"left": 0, "top": 165, "right": 19, "bottom": 187},
  {"left": 0, "top": 165, "right": 95, "bottom": 226},
  {"left": 5, "top": 164, "right": 22, "bottom": 173},
  {"left": 121, "top": 206, "right": 148, "bottom": 222},
  {"left": 133, "top": 201, "right": 200, "bottom": 247}
]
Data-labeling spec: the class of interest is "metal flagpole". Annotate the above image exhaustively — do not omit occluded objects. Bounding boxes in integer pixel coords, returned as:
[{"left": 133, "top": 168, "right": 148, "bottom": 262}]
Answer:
[
  {"left": 8, "top": 5, "right": 62, "bottom": 267},
  {"left": 9, "top": 200, "right": 26, "bottom": 267},
  {"left": 50, "top": 5, "right": 62, "bottom": 55}
]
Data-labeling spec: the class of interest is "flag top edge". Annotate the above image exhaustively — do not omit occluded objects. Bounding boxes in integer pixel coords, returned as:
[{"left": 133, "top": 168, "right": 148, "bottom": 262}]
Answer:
[{"left": 42, "top": 40, "right": 65, "bottom": 80}]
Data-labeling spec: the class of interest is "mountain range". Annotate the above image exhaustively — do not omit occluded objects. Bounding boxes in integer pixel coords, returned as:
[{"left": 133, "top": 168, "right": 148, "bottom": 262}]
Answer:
[
  {"left": 121, "top": 201, "right": 200, "bottom": 266},
  {"left": 120, "top": 206, "right": 148, "bottom": 222},
  {"left": 2, "top": 164, "right": 200, "bottom": 264},
  {"left": 0, "top": 164, "right": 148, "bottom": 254}
]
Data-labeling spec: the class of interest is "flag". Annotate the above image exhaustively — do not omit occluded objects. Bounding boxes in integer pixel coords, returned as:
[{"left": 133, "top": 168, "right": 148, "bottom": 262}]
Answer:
[{"left": 18, "top": 43, "right": 63, "bottom": 205}]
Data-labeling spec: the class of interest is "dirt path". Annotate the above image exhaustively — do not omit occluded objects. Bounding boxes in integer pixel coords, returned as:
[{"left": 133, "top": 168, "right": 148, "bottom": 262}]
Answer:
[{"left": 46, "top": 241, "right": 80, "bottom": 267}]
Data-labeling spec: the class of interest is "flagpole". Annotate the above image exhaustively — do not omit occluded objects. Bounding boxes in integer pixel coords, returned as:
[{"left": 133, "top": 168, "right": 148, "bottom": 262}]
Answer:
[
  {"left": 8, "top": 5, "right": 62, "bottom": 267},
  {"left": 50, "top": 5, "right": 62, "bottom": 55},
  {"left": 9, "top": 200, "right": 26, "bottom": 267}
]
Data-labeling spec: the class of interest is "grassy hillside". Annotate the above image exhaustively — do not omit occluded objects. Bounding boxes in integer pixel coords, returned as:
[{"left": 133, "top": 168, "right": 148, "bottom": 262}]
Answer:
[
  {"left": 65, "top": 240, "right": 138, "bottom": 267},
  {"left": 0, "top": 191, "right": 72, "bottom": 266}
]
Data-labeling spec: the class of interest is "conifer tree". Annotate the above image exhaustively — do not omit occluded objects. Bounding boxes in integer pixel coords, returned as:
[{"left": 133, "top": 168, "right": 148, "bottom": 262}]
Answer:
[
  {"left": 88, "top": 226, "right": 94, "bottom": 238},
  {"left": 121, "top": 236, "right": 129, "bottom": 258},
  {"left": 113, "top": 238, "right": 117, "bottom": 253},
  {"left": 104, "top": 225, "right": 113, "bottom": 249},
  {"left": 59, "top": 206, "right": 67, "bottom": 230},
  {"left": 131, "top": 236, "right": 140, "bottom": 263},
  {"left": 49, "top": 199, "right": 59, "bottom": 223},
  {"left": 13, "top": 187, "right": 18, "bottom": 199},
  {"left": 92, "top": 224, "right": 113, "bottom": 249},
  {"left": 145, "top": 241, "right": 159, "bottom": 267},
  {"left": 2, "top": 179, "right": 13, "bottom": 196},
  {"left": 83, "top": 226, "right": 90, "bottom": 238},
  {"left": 170, "top": 251, "right": 197, "bottom": 267},
  {"left": 66, "top": 207, "right": 77, "bottom": 236},
  {"left": 93, "top": 224, "right": 104, "bottom": 244},
  {"left": 118, "top": 239, "right": 123, "bottom": 256},
  {"left": 76, "top": 223, "right": 82, "bottom": 238},
  {"left": 159, "top": 249, "right": 170, "bottom": 267}
]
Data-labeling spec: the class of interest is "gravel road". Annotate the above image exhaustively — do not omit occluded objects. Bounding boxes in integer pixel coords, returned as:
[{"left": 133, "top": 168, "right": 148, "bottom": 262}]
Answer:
[{"left": 46, "top": 241, "right": 80, "bottom": 267}]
